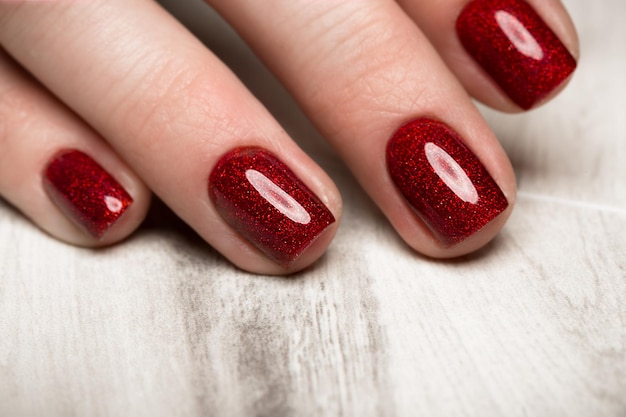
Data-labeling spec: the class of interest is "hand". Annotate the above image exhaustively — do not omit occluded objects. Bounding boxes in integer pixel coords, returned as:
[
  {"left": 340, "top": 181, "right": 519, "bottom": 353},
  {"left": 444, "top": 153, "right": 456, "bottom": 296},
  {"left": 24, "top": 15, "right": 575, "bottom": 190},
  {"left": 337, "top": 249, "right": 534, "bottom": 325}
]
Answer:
[{"left": 0, "top": 0, "right": 578, "bottom": 274}]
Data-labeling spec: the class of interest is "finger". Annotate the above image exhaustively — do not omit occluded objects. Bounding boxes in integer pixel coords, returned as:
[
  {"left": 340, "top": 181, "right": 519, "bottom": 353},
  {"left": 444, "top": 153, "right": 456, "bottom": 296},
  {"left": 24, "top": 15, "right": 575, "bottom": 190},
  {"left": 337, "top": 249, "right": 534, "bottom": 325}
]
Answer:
[
  {"left": 0, "top": 50, "right": 150, "bottom": 246},
  {"left": 0, "top": 1, "right": 341, "bottom": 274},
  {"left": 397, "top": 0, "right": 579, "bottom": 111},
  {"left": 209, "top": 0, "right": 516, "bottom": 257}
]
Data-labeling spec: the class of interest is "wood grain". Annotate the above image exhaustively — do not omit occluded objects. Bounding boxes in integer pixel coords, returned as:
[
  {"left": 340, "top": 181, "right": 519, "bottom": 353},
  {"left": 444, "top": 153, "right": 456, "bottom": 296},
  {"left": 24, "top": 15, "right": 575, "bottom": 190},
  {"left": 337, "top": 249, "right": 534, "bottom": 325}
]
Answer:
[{"left": 1, "top": 0, "right": 625, "bottom": 416}]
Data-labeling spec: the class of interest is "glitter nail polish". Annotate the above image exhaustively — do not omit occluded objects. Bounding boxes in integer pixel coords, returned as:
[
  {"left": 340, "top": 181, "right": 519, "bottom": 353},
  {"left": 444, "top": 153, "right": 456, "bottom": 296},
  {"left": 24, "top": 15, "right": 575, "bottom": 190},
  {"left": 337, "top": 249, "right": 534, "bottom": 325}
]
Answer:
[
  {"left": 456, "top": 0, "right": 577, "bottom": 109},
  {"left": 386, "top": 118, "right": 508, "bottom": 245},
  {"left": 208, "top": 147, "right": 335, "bottom": 267},
  {"left": 43, "top": 150, "right": 133, "bottom": 238}
]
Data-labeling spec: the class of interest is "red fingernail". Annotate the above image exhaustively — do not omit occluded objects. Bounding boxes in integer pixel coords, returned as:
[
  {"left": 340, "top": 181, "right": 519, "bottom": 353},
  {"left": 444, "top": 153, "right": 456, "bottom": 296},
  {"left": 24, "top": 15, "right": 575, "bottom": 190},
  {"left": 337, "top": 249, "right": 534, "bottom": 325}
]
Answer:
[
  {"left": 209, "top": 147, "right": 335, "bottom": 268},
  {"left": 386, "top": 119, "right": 508, "bottom": 245},
  {"left": 43, "top": 150, "right": 133, "bottom": 238},
  {"left": 456, "top": 0, "right": 577, "bottom": 109}
]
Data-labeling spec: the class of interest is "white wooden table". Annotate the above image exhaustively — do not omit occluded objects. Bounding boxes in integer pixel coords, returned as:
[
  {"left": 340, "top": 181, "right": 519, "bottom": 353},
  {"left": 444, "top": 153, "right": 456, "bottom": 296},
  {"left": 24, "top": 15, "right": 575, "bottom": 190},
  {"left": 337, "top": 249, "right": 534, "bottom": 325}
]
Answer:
[{"left": 1, "top": 0, "right": 625, "bottom": 416}]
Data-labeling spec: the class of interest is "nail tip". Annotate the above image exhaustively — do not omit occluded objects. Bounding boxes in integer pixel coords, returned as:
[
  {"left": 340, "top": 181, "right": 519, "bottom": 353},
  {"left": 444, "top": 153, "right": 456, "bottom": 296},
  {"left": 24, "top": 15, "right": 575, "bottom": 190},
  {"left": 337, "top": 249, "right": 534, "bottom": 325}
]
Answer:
[
  {"left": 436, "top": 191, "right": 509, "bottom": 246},
  {"left": 273, "top": 215, "right": 336, "bottom": 269},
  {"left": 518, "top": 54, "right": 578, "bottom": 110}
]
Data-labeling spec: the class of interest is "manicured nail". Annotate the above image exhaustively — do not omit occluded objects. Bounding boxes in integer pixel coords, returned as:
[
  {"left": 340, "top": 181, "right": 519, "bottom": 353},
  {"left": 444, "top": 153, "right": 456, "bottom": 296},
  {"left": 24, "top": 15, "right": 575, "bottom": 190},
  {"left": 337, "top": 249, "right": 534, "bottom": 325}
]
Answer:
[
  {"left": 209, "top": 147, "right": 335, "bottom": 268},
  {"left": 456, "top": 0, "right": 577, "bottom": 109},
  {"left": 386, "top": 119, "right": 508, "bottom": 245},
  {"left": 43, "top": 150, "right": 133, "bottom": 238}
]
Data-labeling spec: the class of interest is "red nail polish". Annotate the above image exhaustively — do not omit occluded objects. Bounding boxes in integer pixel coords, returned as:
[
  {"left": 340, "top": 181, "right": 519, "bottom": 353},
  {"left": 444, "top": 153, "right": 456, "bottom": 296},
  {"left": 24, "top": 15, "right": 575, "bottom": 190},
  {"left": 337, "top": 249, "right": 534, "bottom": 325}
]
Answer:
[
  {"left": 456, "top": 0, "right": 577, "bottom": 109},
  {"left": 43, "top": 150, "right": 133, "bottom": 238},
  {"left": 209, "top": 147, "right": 335, "bottom": 267},
  {"left": 386, "top": 119, "right": 508, "bottom": 245}
]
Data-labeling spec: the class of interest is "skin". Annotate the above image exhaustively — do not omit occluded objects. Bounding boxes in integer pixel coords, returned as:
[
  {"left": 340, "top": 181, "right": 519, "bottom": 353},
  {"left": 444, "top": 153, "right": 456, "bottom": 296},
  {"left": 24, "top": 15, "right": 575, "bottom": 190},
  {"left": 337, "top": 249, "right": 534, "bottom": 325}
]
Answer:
[{"left": 0, "top": 0, "right": 579, "bottom": 275}]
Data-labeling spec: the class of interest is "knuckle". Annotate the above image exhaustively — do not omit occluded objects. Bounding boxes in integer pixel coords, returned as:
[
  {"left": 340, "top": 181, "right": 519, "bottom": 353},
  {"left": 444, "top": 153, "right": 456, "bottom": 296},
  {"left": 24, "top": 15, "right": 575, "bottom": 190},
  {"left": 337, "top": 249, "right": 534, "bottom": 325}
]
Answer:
[{"left": 109, "top": 57, "right": 237, "bottom": 163}]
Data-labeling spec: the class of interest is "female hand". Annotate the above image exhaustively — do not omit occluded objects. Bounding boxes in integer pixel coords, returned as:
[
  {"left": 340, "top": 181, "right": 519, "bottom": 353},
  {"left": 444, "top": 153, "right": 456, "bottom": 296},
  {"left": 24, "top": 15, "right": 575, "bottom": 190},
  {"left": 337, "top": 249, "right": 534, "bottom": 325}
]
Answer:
[{"left": 0, "top": 0, "right": 578, "bottom": 274}]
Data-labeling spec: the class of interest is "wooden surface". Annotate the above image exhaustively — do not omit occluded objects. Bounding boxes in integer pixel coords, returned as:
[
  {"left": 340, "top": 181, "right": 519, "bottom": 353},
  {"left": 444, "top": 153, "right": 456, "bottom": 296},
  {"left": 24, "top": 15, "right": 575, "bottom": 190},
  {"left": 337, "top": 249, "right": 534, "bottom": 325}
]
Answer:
[{"left": 1, "top": 0, "right": 625, "bottom": 416}]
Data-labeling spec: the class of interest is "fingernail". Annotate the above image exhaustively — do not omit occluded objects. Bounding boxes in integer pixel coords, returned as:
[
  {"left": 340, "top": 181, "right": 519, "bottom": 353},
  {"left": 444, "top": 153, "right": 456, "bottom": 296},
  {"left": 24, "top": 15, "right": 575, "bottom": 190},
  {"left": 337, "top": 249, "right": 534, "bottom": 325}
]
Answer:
[
  {"left": 456, "top": 0, "right": 577, "bottom": 109},
  {"left": 43, "top": 150, "right": 133, "bottom": 238},
  {"left": 386, "top": 118, "right": 508, "bottom": 245},
  {"left": 208, "top": 147, "right": 335, "bottom": 268}
]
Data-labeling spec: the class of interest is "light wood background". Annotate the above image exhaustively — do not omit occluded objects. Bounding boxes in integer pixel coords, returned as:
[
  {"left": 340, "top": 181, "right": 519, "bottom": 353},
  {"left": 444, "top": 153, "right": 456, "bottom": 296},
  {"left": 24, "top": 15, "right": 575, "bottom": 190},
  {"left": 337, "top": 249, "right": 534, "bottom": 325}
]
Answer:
[{"left": 1, "top": 0, "right": 625, "bottom": 416}]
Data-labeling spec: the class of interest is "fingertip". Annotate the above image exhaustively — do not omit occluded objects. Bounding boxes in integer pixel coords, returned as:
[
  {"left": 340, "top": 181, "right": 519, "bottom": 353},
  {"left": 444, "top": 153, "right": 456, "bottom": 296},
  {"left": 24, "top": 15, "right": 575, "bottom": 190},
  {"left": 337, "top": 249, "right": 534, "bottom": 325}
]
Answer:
[
  {"left": 0, "top": 49, "right": 152, "bottom": 250},
  {"left": 39, "top": 149, "right": 151, "bottom": 248},
  {"left": 454, "top": 0, "right": 578, "bottom": 111}
]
